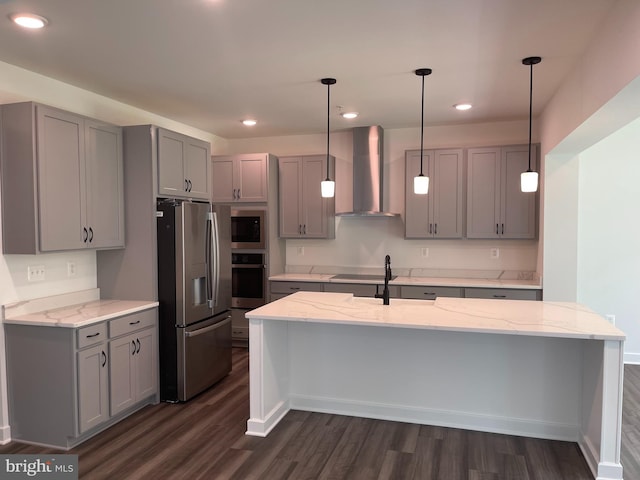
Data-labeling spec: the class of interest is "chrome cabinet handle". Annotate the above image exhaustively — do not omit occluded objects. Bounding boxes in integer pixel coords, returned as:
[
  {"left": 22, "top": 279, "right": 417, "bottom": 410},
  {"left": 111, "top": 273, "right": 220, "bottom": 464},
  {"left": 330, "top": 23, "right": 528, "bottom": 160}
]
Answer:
[
  {"left": 429, "top": 223, "right": 432, "bottom": 235},
  {"left": 303, "top": 224, "right": 306, "bottom": 235},
  {"left": 86, "top": 332, "right": 101, "bottom": 338},
  {"left": 101, "top": 351, "right": 107, "bottom": 367},
  {"left": 83, "top": 227, "right": 88, "bottom": 243},
  {"left": 88, "top": 227, "right": 94, "bottom": 243},
  {"left": 434, "top": 223, "right": 438, "bottom": 235},
  {"left": 129, "top": 320, "right": 140, "bottom": 326},
  {"left": 298, "top": 224, "right": 302, "bottom": 234},
  {"left": 131, "top": 340, "right": 136, "bottom": 355},
  {"left": 136, "top": 338, "right": 141, "bottom": 354},
  {"left": 496, "top": 224, "right": 499, "bottom": 235},
  {"left": 501, "top": 223, "right": 504, "bottom": 235},
  {"left": 185, "top": 179, "right": 189, "bottom": 191}
]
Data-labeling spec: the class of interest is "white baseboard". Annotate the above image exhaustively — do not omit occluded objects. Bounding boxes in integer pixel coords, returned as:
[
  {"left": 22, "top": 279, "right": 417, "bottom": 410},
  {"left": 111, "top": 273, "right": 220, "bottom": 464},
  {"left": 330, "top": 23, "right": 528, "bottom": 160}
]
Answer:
[
  {"left": 290, "top": 394, "right": 579, "bottom": 441},
  {"left": 246, "top": 399, "right": 290, "bottom": 437},
  {"left": 624, "top": 352, "right": 640, "bottom": 364},
  {"left": 0, "top": 425, "right": 11, "bottom": 445}
]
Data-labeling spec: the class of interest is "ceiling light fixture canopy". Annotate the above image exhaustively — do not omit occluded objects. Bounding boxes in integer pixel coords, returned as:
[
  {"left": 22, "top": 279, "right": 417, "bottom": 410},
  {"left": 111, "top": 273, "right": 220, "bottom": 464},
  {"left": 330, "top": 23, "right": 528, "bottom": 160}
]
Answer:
[
  {"left": 341, "top": 111, "right": 358, "bottom": 119},
  {"left": 321, "top": 77, "right": 336, "bottom": 198},
  {"left": 10, "top": 13, "right": 48, "bottom": 29},
  {"left": 242, "top": 119, "right": 257, "bottom": 126},
  {"left": 454, "top": 103, "right": 472, "bottom": 111},
  {"left": 414, "top": 68, "right": 432, "bottom": 195},
  {"left": 521, "top": 56, "right": 541, "bottom": 193}
]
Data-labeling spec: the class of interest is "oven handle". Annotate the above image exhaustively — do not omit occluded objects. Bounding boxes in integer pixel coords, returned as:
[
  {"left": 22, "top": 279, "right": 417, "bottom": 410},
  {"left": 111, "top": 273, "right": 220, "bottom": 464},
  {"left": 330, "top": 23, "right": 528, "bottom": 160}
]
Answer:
[
  {"left": 185, "top": 316, "right": 231, "bottom": 338},
  {"left": 232, "top": 264, "right": 265, "bottom": 269}
]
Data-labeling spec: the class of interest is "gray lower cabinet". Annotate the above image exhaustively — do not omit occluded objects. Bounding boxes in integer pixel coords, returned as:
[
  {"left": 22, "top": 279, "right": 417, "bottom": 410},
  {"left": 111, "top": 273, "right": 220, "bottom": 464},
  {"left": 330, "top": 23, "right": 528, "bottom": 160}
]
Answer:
[
  {"left": 5, "top": 308, "right": 158, "bottom": 449},
  {"left": 401, "top": 285, "right": 463, "bottom": 300},
  {"left": 324, "top": 282, "right": 400, "bottom": 298},
  {"left": 270, "top": 281, "right": 323, "bottom": 301},
  {"left": 464, "top": 288, "right": 542, "bottom": 300},
  {"left": 0, "top": 102, "right": 124, "bottom": 253}
]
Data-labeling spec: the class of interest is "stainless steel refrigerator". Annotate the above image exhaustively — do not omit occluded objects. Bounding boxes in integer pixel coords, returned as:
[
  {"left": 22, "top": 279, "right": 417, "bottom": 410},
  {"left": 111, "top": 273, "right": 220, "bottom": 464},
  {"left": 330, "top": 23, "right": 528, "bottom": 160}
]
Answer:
[{"left": 156, "top": 199, "right": 232, "bottom": 402}]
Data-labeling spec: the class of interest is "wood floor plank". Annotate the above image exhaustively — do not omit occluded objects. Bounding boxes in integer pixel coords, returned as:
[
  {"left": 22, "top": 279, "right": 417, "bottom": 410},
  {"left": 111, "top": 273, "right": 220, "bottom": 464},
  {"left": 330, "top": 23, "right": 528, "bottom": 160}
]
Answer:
[{"left": 0, "top": 349, "right": 636, "bottom": 480}]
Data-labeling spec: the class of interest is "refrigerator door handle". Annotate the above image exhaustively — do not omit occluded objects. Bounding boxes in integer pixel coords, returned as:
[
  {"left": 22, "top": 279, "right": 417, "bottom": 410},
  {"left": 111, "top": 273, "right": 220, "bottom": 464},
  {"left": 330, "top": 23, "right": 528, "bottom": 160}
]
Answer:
[{"left": 206, "top": 211, "right": 220, "bottom": 308}]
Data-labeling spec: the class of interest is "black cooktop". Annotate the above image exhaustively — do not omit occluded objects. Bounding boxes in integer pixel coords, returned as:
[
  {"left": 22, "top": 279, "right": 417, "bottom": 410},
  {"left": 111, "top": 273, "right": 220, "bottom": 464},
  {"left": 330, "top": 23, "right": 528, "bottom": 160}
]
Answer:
[{"left": 331, "top": 273, "right": 398, "bottom": 281}]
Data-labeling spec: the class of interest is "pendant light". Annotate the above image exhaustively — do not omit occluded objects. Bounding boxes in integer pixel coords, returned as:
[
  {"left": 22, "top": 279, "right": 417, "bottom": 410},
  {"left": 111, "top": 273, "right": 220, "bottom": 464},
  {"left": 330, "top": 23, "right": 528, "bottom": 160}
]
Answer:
[
  {"left": 414, "top": 68, "right": 432, "bottom": 195},
  {"left": 521, "top": 56, "right": 542, "bottom": 193},
  {"left": 320, "top": 78, "right": 336, "bottom": 198}
]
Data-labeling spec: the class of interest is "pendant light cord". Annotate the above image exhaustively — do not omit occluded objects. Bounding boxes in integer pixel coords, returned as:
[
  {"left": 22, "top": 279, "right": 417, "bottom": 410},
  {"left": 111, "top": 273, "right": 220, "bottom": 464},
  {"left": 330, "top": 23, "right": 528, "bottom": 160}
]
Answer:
[
  {"left": 420, "top": 73, "right": 425, "bottom": 176},
  {"left": 326, "top": 81, "right": 331, "bottom": 180},
  {"left": 527, "top": 61, "right": 533, "bottom": 172}
]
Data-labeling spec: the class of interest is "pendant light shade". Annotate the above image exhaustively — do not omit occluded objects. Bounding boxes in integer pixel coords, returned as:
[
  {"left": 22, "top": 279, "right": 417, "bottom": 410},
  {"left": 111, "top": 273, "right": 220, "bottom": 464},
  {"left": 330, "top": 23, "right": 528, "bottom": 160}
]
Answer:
[
  {"left": 321, "top": 77, "right": 336, "bottom": 198},
  {"left": 414, "top": 68, "right": 432, "bottom": 195},
  {"left": 521, "top": 56, "right": 541, "bottom": 193}
]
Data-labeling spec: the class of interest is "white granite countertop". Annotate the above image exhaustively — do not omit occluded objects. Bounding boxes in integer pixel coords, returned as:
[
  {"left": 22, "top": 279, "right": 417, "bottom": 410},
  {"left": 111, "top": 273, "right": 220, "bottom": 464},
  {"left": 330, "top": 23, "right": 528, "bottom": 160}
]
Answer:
[
  {"left": 246, "top": 291, "right": 624, "bottom": 341},
  {"left": 268, "top": 273, "right": 541, "bottom": 290},
  {"left": 2, "top": 289, "right": 158, "bottom": 328}
]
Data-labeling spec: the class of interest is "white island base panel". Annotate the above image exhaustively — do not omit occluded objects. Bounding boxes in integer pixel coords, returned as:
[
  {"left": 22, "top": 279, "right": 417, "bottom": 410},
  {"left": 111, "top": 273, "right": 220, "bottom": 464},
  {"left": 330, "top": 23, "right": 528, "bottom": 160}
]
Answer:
[{"left": 246, "top": 293, "right": 625, "bottom": 480}]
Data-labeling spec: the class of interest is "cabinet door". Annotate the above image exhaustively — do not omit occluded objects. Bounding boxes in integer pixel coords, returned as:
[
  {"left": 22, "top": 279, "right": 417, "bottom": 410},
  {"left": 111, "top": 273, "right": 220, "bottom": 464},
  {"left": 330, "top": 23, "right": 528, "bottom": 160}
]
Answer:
[
  {"left": 109, "top": 334, "right": 136, "bottom": 416},
  {"left": 211, "top": 157, "right": 236, "bottom": 202},
  {"left": 77, "top": 344, "right": 109, "bottom": 433},
  {"left": 300, "top": 156, "right": 328, "bottom": 237},
  {"left": 432, "top": 149, "right": 464, "bottom": 238},
  {"left": 157, "top": 128, "right": 186, "bottom": 197},
  {"left": 405, "top": 150, "right": 433, "bottom": 238},
  {"left": 278, "top": 157, "right": 303, "bottom": 237},
  {"left": 36, "top": 106, "right": 86, "bottom": 251},
  {"left": 236, "top": 155, "right": 268, "bottom": 202},
  {"left": 501, "top": 145, "right": 536, "bottom": 239},
  {"left": 85, "top": 121, "right": 125, "bottom": 248},
  {"left": 184, "top": 139, "right": 211, "bottom": 200},
  {"left": 466, "top": 147, "right": 501, "bottom": 239},
  {"left": 134, "top": 328, "right": 158, "bottom": 401}
]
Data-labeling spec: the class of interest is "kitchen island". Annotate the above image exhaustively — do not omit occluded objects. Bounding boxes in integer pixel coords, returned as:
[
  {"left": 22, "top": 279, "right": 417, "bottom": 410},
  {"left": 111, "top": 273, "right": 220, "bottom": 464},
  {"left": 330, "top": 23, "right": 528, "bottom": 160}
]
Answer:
[{"left": 246, "top": 292, "right": 626, "bottom": 480}]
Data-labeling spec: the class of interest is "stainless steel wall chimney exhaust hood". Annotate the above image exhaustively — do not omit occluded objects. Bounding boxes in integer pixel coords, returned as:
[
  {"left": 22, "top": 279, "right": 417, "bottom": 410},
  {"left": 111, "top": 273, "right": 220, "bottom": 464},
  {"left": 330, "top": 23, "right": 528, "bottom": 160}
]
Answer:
[{"left": 337, "top": 126, "right": 398, "bottom": 217}]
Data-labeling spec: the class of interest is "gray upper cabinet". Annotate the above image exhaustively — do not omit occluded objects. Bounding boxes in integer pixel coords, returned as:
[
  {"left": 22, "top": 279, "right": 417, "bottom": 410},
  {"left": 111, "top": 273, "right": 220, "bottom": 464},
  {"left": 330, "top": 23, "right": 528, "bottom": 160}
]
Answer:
[
  {"left": 405, "top": 149, "right": 464, "bottom": 238},
  {"left": 157, "top": 128, "right": 211, "bottom": 200},
  {"left": 211, "top": 153, "right": 269, "bottom": 203},
  {"left": 278, "top": 155, "right": 335, "bottom": 238},
  {"left": 466, "top": 145, "right": 537, "bottom": 239},
  {"left": 0, "top": 102, "right": 124, "bottom": 253}
]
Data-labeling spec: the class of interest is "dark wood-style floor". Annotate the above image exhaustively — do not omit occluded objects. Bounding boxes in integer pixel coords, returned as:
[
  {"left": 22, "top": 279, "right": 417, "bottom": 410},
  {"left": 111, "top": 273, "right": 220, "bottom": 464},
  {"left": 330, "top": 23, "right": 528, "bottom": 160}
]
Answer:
[{"left": 1, "top": 348, "right": 638, "bottom": 480}]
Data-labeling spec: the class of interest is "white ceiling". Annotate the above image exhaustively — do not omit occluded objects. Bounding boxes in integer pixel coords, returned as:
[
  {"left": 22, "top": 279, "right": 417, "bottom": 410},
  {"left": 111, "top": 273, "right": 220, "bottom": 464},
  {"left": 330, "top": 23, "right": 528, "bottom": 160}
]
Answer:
[{"left": 0, "top": 0, "right": 617, "bottom": 139}]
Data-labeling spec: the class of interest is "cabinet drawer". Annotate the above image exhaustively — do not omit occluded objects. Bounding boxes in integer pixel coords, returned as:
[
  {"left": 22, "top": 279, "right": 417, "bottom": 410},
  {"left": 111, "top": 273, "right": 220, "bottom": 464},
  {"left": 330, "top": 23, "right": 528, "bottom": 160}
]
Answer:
[
  {"left": 109, "top": 309, "right": 156, "bottom": 338},
  {"left": 401, "top": 286, "right": 463, "bottom": 300},
  {"left": 77, "top": 323, "right": 107, "bottom": 349},
  {"left": 464, "top": 288, "right": 541, "bottom": 301},
  {"left": 324, "top": 283, "right": 400, "bottom": 298},
  {"left": 270, "top": 281, "right": 323, "bottom": 295}
]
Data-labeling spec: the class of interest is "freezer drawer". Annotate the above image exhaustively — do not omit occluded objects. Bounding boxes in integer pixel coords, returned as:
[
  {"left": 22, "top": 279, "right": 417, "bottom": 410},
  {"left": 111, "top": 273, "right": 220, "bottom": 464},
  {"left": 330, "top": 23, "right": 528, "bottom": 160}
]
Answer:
[{"left": 177, "top": 315, "right": 231, "bottom": 401}]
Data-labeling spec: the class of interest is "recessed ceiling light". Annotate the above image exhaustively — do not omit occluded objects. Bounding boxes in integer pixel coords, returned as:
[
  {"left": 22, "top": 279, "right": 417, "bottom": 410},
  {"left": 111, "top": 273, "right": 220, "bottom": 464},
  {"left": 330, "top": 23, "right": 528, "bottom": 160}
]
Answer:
[
  {"left": 341, "top": 112, "right": 358, "bottom": 119},
  {"left": 454, "top": 103, "right": 472, "bottom": 111},
  {"left": 242, "top": 119, "right": 257, "bottom": 126},
  {"left": 10, "top": 13, "right": 49, "bottom": 29}
]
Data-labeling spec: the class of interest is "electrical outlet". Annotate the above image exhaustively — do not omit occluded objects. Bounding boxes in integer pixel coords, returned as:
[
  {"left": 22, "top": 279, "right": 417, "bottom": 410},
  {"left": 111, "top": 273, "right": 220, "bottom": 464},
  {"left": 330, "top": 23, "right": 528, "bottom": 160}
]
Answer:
[
  {"left": 297, "top": 246, "right": 304, "bottom": 256},
  {"left": 490, "top": 248, "right": 500, "bottom": 259},
  {"left": 421, "top": 247, "right": 429, "bottom": 258},
  {"left": 67, "top": 262, "right": 77, "bottom": 277},
  {"left": 605, "top": 314, "right": 616, "bottom": 325},
  {"left": 27, "top": 265, "right": 45, "bottom": 282}
]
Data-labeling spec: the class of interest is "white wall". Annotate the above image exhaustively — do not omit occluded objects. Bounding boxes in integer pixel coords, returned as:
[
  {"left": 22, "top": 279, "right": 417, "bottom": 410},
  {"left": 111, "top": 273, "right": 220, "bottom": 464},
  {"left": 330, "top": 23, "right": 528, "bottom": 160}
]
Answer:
[
  {"left": 541, "top": 0, "right": 640, "bottom": 362},
  {"left": 223, "top": 119, "right": 539, "bottom": 273},
  {"left": 577, "top": 119, "right": 640, "bottom": 362}
]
